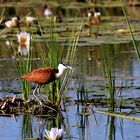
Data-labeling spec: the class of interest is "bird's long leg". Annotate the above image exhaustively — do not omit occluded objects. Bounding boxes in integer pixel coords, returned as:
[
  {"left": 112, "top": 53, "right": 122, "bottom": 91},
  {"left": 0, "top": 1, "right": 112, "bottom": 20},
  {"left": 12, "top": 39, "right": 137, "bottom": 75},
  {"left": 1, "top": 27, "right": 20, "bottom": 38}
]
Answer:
[
  {"left": 33, "top": 84, "right": 43, "bottom": 105},
  {"left": 88, "top": 18, "right": 92, "bottom": 36},
  {"left": 96, "top": 23, "right": 100, "bottom": 38},
  {"left": 95, "top": 18, "right": 100, "bottom": 38},
  {"left": 37, "top": 84, "right": 47, "bottom": 103}
]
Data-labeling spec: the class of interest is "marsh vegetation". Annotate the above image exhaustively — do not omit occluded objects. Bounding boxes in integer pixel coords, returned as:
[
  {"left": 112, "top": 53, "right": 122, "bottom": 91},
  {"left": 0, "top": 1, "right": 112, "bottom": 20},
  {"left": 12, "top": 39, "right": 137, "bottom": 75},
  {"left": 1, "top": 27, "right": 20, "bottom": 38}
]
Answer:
[{"left": 0, "top": 0, "right": 140, "bottom": 140}]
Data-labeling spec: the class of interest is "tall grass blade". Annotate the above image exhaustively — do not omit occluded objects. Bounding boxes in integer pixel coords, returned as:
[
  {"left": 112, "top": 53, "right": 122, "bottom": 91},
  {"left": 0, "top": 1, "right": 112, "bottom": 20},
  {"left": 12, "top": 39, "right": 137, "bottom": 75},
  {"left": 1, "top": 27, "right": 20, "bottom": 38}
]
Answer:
[
  {"left": 94, "top": 110, "right": 140, "bottom": 122},
  {"left": 120, "top": 0, "right": 140, "bottom": 61},
  {"left": 9, "top": 33, "right": 32, "bottom": 101},
  {"left": 101, "top": 45, "right": 116, "bottom": 112}
]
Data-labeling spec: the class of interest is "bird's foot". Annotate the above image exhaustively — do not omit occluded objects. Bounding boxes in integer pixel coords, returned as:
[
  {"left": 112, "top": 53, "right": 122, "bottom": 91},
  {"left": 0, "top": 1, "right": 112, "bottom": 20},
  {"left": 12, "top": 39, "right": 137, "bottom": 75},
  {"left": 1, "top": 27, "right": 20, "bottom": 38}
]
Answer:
[{"left": 33, "top": 94, "right": 44, "bottom": 105}]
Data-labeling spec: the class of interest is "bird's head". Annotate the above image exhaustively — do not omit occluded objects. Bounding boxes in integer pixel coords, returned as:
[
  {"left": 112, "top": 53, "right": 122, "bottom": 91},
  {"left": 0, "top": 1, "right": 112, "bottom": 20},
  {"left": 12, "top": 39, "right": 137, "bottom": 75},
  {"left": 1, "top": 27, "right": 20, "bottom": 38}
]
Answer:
[
  {"left": 58, "top": 62, "right": 73, "bottom": 71},
  {"left": 43, "top": 4, "right": 48, "bottom": 9},
  {"left": 12, "top": 16, "right": 20, "bottom": 23}
]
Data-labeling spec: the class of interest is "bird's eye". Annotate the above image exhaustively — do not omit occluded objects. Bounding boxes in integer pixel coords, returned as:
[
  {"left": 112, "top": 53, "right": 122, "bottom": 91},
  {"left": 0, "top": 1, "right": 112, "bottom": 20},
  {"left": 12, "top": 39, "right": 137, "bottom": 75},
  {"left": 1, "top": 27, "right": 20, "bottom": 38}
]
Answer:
[{"left": 61, "top": 62, "right": 67, "bottom": 67}]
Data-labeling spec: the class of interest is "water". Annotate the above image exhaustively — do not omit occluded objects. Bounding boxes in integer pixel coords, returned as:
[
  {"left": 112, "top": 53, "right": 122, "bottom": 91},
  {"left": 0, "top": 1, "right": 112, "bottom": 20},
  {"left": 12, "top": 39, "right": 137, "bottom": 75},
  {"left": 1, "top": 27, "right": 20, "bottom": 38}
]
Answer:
[
  {"left": 64, "top": 109, "right": 140, "bottom": 140},
  {"left": 1, "top": 1, "right": 140, "bottom": 140},
  {"left": 0, "top": 108, "right": 140, "bottom": 140}
]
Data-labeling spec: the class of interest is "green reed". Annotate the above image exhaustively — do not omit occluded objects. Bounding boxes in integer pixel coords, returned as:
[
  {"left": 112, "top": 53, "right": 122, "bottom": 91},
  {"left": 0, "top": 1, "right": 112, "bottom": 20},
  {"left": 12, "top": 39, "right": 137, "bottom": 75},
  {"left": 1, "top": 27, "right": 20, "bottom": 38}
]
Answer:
[
  {"left": 57, "top": 23, "right": 81, "bottom": 105},
  {"left": 45, "top": 113, "right": 64, "bottom": 130},
  {"left": 105, "top": 116, "right": 116, "bottom": 140},
  {"left": 76, "top": 53, "right": 88, "bottom": 102},
  {"left": 120, "top": 0, "right": 140, "bottom": 61},
  {"left": 21, "top": 114, "right": 33, "bottom": 139},
  {"left": 20, "top": 43, "right": 32, "bottom": 101},
  {"left": 38, "top": 17, "right": 81, "bottom": 106},
  {"left": 10, "top": 36, "right": 32, "bottom": 101},
  {"left": 47, "top": 18, "right": 60, "bottom": 104},
  {"left": 95, "top": 109, "right": 140, "bottom": 122},
  {"left": 101, "top": 45, "right": 116, "bottom": 112}
]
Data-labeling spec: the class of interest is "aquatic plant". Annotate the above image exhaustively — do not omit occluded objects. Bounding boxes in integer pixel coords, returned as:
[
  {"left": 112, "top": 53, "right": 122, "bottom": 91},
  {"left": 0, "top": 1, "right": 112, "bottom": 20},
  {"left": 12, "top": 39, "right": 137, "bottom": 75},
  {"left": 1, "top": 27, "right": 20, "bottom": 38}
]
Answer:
[
  {"left": 120, "top": 0, "right": 140, "bottom": 61},
  {"left": 17, "top": 32, "right": 30, "bottom": 56},
  {"left": 37, "top": 17, "right": 81, "bottom": 106},
  {"left": 94, "top": 110, "right": 140, "bottom": 122},
  {"left": 58, "top": 27, "right": 79, "bottom": 98},
  {"left": 101, "top": 45, "right": 116, "bottom": 112},
  {"left": 44, "top": 127, "right": 65, "bottom": 140},
  {"left": 21, "top": 114, "right": 33, "bottom": 139},
  {"left": 17, "top": 32, "right": 32, "bottom": 100},
  {"left": 105, "top": 116, "right": 116, "bottom": 140},
  {"left": 9, "top": 32, "right": 32, "bottom": 101},
  {"left": 100, "top": 44, "right": 125, "bottom": 112},
  {"left": 76, "top": 51, "right": 88, "bottom": 102}
]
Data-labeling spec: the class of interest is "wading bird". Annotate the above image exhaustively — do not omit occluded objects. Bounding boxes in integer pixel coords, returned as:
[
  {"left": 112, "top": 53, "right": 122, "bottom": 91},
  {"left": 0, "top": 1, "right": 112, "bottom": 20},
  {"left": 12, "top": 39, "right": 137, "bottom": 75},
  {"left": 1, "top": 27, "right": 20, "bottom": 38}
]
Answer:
[
  {"left": 88, "top": 12, "right": 101, "bottom": 37},
  {"left": 43, "top": 4, "right": 53, "bottom": 18},
  {"left": 21, "top": 63, "right": 73, "bottom": 104},
  {"left": 25, "top": 16, "right": 36, "bottom": 26},
  {"left": 5, "top": 16, "right": 20, "bottom": 31}
]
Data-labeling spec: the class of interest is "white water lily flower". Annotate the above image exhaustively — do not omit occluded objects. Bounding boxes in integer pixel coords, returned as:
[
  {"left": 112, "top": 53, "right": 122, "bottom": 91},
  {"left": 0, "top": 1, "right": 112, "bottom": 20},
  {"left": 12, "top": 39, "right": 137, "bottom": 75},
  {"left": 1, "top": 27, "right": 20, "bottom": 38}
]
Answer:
[
  {"left": 17, "top": 32, "right": 30, "bottom": 46},
  {"left": 18, "top": 45, "right": 29, "bottom": 56},
  {"left": 17, "top": 32, "right": 30, "bottom": 56},
  {"left": 44, "top": 128, "right": 65, "bottom": 140}
]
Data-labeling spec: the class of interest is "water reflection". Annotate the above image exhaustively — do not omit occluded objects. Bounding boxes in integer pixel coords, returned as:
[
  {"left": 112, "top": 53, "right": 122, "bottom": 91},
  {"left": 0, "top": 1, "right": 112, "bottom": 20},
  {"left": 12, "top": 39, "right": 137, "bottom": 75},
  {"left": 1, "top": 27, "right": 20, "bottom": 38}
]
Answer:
[
  {"left": 0, "top": 109, "right": 139, "bottom": 140},
  {"left": 76, "top": 104, "right": 91, "bottom": 140},
  {"left": 22, "top": 115, "right": 33, "bottom": 139},
  {"left": 21, "top": 115, "right": 64, "bottom": 140},
  {"left": 106, "top": 116, "right": 118, "bottom": 140},
  {"left": 64, "top": 99, "right": 140, "bottom": 140}
]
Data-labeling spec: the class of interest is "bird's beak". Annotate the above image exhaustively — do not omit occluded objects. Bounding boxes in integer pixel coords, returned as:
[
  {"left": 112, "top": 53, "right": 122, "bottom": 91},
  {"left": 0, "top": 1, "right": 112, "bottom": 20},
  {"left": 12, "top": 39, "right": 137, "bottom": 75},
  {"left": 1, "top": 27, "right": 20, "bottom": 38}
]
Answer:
[{"left": 67, "top": 66, "right": 73, "bottom": 70}]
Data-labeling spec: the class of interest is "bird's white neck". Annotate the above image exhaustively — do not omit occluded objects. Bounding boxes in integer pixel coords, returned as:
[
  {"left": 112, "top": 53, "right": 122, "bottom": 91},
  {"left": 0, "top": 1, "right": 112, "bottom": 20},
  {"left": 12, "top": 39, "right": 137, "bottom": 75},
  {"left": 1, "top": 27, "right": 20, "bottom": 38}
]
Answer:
[
  {"left": 55, "top": 69, "right": 64, "bottom": 79},
  {"left": 55, "top": 64, "right": 67, "bottom": 79}
]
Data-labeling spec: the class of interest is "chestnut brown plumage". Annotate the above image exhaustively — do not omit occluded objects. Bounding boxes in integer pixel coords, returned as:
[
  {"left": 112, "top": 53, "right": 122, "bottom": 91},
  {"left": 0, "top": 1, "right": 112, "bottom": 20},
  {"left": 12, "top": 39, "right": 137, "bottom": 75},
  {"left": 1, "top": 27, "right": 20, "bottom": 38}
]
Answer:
[
  {"left": 88, "top": 12, "right": 101, "bottom": 37},
  {"left": 21, "top": 67, "right": 58, "bottom": 84},
  {"left": 21, "top": 63, "right": 73, "bottom": 104}
]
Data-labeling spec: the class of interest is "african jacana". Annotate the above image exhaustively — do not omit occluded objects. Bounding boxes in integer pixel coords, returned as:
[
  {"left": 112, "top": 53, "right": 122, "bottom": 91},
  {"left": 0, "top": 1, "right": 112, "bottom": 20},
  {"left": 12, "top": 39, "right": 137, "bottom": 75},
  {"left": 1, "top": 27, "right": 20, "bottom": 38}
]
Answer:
[
  {"left": 43, "top": 4, "right": 53, "bottom": 18},
  {"left": 88, "top": 12, "right": 101, "bottom": 37},
  {"left": 25, "top": 16, "right": 36, "bottom": 26},
  {"left": 21, "top": 63, "right": 73, "bottom": 104},
  {"left": 5, "top": 16, "right": 20, "bottom": 31}
]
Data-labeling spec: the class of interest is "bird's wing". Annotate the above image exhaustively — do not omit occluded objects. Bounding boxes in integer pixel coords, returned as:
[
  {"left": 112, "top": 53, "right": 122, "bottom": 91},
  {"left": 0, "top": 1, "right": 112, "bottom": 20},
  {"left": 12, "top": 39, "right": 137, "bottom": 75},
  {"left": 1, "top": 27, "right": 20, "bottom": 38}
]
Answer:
[{"left": 21, "top": 67, "right": 56, "bottom": 84}]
